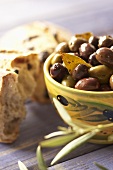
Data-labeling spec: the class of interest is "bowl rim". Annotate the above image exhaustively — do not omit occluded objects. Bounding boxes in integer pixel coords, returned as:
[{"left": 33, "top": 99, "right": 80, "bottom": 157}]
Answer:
[{"left": 44, "top": 53, "right": 113, "bottom": 96}]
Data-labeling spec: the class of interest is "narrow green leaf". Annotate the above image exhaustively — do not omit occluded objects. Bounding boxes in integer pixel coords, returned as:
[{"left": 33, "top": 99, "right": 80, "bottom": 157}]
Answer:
[
  {"left": 58, "top": 126, "right": 70, "bottom": 131},
  {"left": 36, "top": 145, "right": 47, "bottom": 170},
  {"left": 51, "top": 129, "right": 99, "bottom": 165},
  {"left": 18, "top": 161, "right": 29, "bottom": 170},
  {"left": 45, "top": 131, "right": 71, "bottom": 139},
  {"left": 58, "top": 126, "right": 76, "bottom": 134},
  {"left": 53, "top": 98, "right": 72, "bottom": 122},
  {"left": 94, "top": 162, "right": 109, "bottom": 170},
  {"left": 53, "top": 98, "right": 79, "bottom": 128},
  {"left": 40, "top": 133, "right": 77, "bottom": 147}
]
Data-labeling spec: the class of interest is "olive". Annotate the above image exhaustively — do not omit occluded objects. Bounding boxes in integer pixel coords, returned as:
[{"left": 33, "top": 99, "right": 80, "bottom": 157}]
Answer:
[
  {"left": 61, "top": 74, "right": 76, "bottom": 88},
  {"left": 88, "top": 36, "right": 99, "bottom": 48},
  {"left": 88, "top": 65, "right": 113, "bottom": 84},
  {"left": 110, "top": 75, "right": 113, "bottom": 90},
  {"left": 74, "top": 52, "right": 80, "bottom": 57},
  {"left": 72, "top": 64, "right": 89, "bottom": 81},
  {"left": 75, "top": 77, "right": 100, "bottom": 91},
  {"left": 51, "top": 53, "right": 62, "bottom": 65},
  {"left": 88, "top": 52, "right": 100, "bottom": 66},
  {"left": 38, "top": 51, "right": 50, "bottom": 63},
  {"left": 50, "top": 63, "right": 68, "bottom": 82},
  {"left": 79, "top": 43, "right": 96, "bottom": 61},
  {"left": 98, "top": 35, "right": 113, "bottom": 48},
  {"left": 96, "top": 47, "right": 113, "bottom": 68},
  {"left": 99, "top": 84, "right": 111, "bottom": 91},
  {"left": 68, "top": 36, "right": 87, "bottom": 52},
  {"left": 55, "top": 42, "right": 70, "bottom": 53}
]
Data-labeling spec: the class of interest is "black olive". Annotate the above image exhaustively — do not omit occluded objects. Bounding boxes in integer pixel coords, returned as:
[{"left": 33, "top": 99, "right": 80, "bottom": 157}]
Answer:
[
  {"left": 88, "top": 36, "right": 99, "bottom": 49},
  {"left": 88, "top": 52, "right": 100, "bottom": 66},
  {"left": 79, "top": 43, "right": 96, "bottom": 61},
  {"left": 50, "top": 63, "right": 68, "bottom": 82},
  {"left": 72, "top": 64, "right": 89, "bottom": 81}
]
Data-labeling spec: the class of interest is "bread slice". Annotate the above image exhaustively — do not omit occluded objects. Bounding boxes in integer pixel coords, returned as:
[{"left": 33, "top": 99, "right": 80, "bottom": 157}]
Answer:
[
  {"left": 0, "top": 50, "right": 40, "bottom": 100},
  {"left": 0, "top": 21, "right": 72, "bottom": 103},
  {"left": 0, "top": 70, "right": 26, "bottom": 143},
  {"left": 0, "top": 50, "right": 41, "bottom": 143}
]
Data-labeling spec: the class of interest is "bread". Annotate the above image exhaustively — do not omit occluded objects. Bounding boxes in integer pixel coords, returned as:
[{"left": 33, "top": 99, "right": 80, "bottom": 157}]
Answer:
[
  {"left": 0, "top": 70, "right": 26, "bottom": 143},
  {"left": 0, "top": 50, "right": 40, "bottom": 100},
  {"left": 0, "top": 21, "right": 72, "bottom": 143},
  {"left": 0, "top": 50, "right": 42, "bottom": 143},
  {"left": 0, "top": 21, "right": 72, "bottom": 103}
]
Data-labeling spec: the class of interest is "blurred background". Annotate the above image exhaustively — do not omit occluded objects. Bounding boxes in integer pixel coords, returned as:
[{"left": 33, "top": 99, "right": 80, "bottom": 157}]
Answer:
[{"left": 0, "top": 0, "right": 113, "bottom": 36}]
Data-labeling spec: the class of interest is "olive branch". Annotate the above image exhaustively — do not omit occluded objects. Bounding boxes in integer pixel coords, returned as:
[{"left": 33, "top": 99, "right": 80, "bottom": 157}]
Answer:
[{"left": 18, "top": 98, "right": 113, "bottom": 170}]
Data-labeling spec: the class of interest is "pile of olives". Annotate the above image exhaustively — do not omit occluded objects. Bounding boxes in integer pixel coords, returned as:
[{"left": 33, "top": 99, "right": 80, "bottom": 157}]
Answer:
[{"left": 49, "top": 33, "right": 113, "bottom": 91}]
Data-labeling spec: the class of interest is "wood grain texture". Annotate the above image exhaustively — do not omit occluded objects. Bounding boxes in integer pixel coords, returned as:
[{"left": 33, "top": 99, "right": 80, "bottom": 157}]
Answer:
[
  {"left": 49, "top": 145, "right": 113, "bottom": 170},
  {"left": 0, "top": 102, "right": 110, "bottom": 170},
  {"left": 0, "top": 0, "right": 113, "bottom": 169}
]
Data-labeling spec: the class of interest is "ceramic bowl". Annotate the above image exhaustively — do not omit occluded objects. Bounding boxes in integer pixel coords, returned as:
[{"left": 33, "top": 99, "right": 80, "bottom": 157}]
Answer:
[{"left": 43, "top": 54, "right": 113, "bottom": 144}]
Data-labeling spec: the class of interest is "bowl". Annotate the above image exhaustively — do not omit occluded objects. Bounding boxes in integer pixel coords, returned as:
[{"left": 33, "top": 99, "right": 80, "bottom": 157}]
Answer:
[{"left": 44, "top": 53, "right": 113, "bottom": 144}]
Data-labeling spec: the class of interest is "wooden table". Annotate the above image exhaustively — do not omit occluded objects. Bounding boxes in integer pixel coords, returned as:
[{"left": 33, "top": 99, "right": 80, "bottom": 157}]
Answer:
[{"left": 0, "top": 0, "right": 113, "bottom": 169}]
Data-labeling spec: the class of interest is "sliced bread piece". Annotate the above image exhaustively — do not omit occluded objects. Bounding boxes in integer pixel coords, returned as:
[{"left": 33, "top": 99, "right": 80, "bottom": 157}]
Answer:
[{"left": 0, "top": 70, "right": 26, "bottom": 143}]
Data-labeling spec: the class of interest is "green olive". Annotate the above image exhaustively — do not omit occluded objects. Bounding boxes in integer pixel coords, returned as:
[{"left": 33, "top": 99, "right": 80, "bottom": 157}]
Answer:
[
  {"left": 61, "top": 74, "right": 76, "bottom": 88},
  {"left": 88, "top": 65, "right": 113, "bottom": 84},
  {"left": 55, "top": 42, "right": 70, "bottom": 53},
  {"left": 51, "top": 53, "right": 62, "bottom": 65}
]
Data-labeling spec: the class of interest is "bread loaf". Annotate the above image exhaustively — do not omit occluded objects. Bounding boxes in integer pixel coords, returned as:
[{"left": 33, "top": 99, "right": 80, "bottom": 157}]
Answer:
[
  {"left": 0, "top": 50, "right": 41, "bottom": 100},
  {"left": 0, "top": 21, "right": 72, "bottom": 142},
  {"left": 0, "top": 21, "right": 72, "bottom": 103}
]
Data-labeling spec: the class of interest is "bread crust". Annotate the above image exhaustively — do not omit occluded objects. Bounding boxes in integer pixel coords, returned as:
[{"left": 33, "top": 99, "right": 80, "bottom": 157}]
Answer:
[
  {"left": 0, "top": 22, "right": 72, "bottom": 142},
  {"left": 0, "top": 21, "right": 72, "bottom": 103}
]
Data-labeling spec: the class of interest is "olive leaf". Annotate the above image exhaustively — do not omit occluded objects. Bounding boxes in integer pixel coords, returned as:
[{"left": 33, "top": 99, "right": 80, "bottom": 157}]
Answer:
[
  {"left": 45, "top": 131, "right": 71, "bottom": 139},
  {"left": 94, "top": 162, "right": 109, "bottom": 170},
  {"left": 75, "top": 32, "right": 93, "bottom": 40},
  {"left": 53, "top": 98, "right": 81, "bottom": 129},
  {"left": 51, "top": 129, "right": 99, "bottom": 165},
  {"left": 57, "top": 126, "right": 69, "bottom": 131},
  {"left": 40, "top": 133, "right": 77, "bottom": 147},
  {"left": 36, "top": 145, "right": 47, "bottom": 170},
  {"left": 18, "top": 161, "right": 29, "bottom": 170},
  {"left": 61, "top": 53, "right": 91, "bottom": 74}
]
